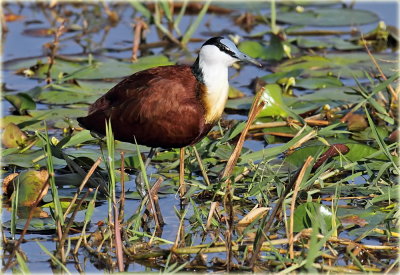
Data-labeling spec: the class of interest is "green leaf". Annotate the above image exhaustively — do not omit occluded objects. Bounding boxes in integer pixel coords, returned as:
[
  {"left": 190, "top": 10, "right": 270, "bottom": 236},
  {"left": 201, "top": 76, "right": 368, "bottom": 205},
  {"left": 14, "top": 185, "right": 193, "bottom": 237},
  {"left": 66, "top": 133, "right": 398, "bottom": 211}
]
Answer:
[
  {"left": 293, "top": 202, "right": 340, "bottom": 233},
  {"left": 370, "top": 185, "right": 399, "bottom": 204},
  {"left": 296, "top": 37, "right": 331, "bottom": 49},
  {"left": 1, "top": 123, "right": 28, "bottom": 148},
  {"left": 261, "top": 69, "right": 303, "bottom": 83},
  {"left": 38, "top": 90, "right": 99, "bottom": 105},
  {"left": 4, "top": 93, "right": 36, "bottom": 114},
  {"left": 12, "top": 169, "right": 49, "bottom": 207},
  {"left": 59, "top": 130, "right": 96, "bottom": 148},
  {"left": 239, "top": 34, "right": 284, "bottom": 61},
  {"left": 295, "top": 76, "right": 343, "bottom": 89},
  {"left": 277, "top": 8, "right": 379, "bottom": 27},
  {"left": 129, "top": 0, "right": 152, "bottom": 19},
  {"left": 6, "top": 55, "right": 173, "bottom": 80},
  {"left": 275, "top": 53, "right": 396, "bottom": 78},
  {"left": 181, "top": 0, "right": 211, "bottom": 45},
  {"left": 258, "top": 84, "right": 301, "bottom": 120}
]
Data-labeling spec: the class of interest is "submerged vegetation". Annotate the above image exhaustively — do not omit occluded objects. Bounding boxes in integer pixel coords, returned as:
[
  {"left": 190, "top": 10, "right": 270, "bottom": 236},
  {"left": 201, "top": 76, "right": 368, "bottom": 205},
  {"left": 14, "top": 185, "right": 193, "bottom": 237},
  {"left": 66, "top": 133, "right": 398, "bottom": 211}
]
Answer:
[{"left": 1, "top": 1, "right": 399, "bottom": 273}]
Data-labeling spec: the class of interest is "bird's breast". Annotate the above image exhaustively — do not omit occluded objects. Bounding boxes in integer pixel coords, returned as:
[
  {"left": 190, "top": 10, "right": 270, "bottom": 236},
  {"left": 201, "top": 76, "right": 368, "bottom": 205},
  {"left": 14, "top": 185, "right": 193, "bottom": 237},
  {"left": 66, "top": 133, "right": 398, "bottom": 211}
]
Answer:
[{"left": 200, "top": 81, "right": 229, "bottom": 124}]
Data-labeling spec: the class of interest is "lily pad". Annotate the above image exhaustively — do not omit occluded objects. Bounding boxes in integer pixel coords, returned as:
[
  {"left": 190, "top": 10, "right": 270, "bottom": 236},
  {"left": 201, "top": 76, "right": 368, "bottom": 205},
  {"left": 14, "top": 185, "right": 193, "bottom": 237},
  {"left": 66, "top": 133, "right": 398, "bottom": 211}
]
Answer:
[
  {"left": 293, "top": 202, "right": 340, "bottom": 233},
  {"left": 5, "top": 55, "right": 173, "bottom": 80},
  {"left": 38, "top": 90, "right": 99, "bottom": 105},
  {"left": 2, "top": 123, "right": 28, "bottom": 148},
  {"left": 239, "top": 34, "right": 285, "bottom": 61},
  {"left": 11, "top": 169, "right": 49, "bottom": 207},
  {"left": 276, "top": 8, "right": 379, "bottom": 27},
  {"left": 294, "top": 76, "right": 343, "bottom": 89},
  {"left": 4, "top": 93, "right": 36, "bottom": 114},
  {"left": 258, "top": 84, "right": 290, "bottom": 117},
  {"left": 274, "top": 52, "right": 397, "bottom": 78}
]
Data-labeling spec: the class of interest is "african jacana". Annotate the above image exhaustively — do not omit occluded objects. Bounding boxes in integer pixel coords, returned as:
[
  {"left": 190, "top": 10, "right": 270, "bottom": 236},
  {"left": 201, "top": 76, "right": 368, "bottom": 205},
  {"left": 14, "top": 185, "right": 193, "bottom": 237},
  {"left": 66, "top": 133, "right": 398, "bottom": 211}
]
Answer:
[{"left": 77, "top": 37, "right": 261, "bottom": 198}]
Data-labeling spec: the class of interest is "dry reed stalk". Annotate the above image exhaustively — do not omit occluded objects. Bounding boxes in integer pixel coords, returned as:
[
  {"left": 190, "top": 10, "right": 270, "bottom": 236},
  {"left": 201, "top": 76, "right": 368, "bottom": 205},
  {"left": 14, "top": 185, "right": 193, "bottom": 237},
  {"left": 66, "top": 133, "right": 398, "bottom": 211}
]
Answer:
[
  {"left": 221, "top": 86, "right": 265, "bottom": 271},
  {"left": 289, "top": 156, "right": 314, "bottom": 259},
  {"left": 288, "top": 129, "right": 317, "bottom": 152},
  {"left": 45, "top": 20, "right": 65, "bottom": 84},
  {"left": 295, "top": 228, "right": 399, "bottom": 250},
  {"left": 113, "top": 204, "right": 124, "bottom": 272},
  {"left": 131, "top": 17, "right": 148, "bottom": 62},
  {"left": 249, "top": 118, "right": 329, "bottom": 131},
  {"left": 143, "top": 177, "right": 164, "bottom": 228},
  {"left": 60, "top": 188, "right": 92, "bottom": 262},
  {"left": 362, "top": 35, "right": 398, "bottom": 102},
  {"left": 249, "top": 165, "right": 304, "bottom": 268},
  {"left": 250, "top": 132, "right": 295, "bottom": 138},
  {"left": 119, "top": 152, "right": 125, "bottom": 222},
  {"left": 64, "top": 157, "right": 102, "bottom": 219},
  {"left": 179, "top": 147, "right": 186, "bottom": 201},
  {"left": 193, "top": 146, "right": 211, "bottom": 186},
  {"left": 206, "top": 202, "right": 219, "bottom": 230},
  {"left": 222, "top": 87, "right": 265, "bottom": 179}
]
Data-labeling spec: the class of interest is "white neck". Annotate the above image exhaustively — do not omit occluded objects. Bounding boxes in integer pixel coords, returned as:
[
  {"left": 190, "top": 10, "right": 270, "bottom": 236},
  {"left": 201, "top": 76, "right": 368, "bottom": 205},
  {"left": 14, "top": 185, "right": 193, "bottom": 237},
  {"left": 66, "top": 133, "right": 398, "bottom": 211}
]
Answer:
[{"left": 197, "top": 45, "right": 236, "bottom": 123}]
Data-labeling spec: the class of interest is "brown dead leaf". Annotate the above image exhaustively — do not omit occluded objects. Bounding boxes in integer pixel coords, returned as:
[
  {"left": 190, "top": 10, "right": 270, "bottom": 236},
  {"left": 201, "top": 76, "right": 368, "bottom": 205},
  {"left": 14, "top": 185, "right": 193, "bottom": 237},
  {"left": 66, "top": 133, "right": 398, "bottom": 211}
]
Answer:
[
  {"left": 343, "top": 113, "right": 368, "bottom": 131},
  {"left": 340, "top": 215, "right": 368, "bottom": 227},
  {"left": 2, "top": 173, "right": 19, "bottom": 197},
  {"left": 5, "top": 13, "right": 24, "bottom": 22},
  {"left": 238, "top": 207, "right": 269, "bottom": 225}
]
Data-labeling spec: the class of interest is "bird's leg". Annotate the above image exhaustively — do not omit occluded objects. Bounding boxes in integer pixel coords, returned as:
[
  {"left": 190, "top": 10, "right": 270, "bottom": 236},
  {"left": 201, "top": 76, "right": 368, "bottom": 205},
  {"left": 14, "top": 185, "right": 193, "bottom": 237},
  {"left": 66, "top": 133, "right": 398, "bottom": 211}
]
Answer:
[
  {"left": 179, "top": 147, "right": 187, "bottom": 203},
  {"left": 135, "top": 147, "right": 157, "bottom": 198}
]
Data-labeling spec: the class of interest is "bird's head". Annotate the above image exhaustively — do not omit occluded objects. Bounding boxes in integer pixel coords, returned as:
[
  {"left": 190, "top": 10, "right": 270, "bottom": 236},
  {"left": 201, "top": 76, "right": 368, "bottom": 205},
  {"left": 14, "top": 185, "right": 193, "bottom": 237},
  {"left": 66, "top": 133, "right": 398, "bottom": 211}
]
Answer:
[{"left": 199, "top": 37, "right": 262, "bottom": 67}]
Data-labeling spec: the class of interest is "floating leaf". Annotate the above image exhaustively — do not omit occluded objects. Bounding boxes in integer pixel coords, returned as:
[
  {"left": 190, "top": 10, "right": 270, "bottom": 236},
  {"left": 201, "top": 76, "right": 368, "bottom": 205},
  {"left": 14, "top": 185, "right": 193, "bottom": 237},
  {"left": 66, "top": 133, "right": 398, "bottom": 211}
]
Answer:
[
  {"left": 11, "top": 169, "right": 49, "bottom": 207},
  {"left": 23, "top": 28, "right": 55, "bottom": 37},
  {"left": 261, "top": 69, "right": 303, "bottom": 83},
  {"left": 295, "top": 76, "right": 343, "bottom": 89},
  {"left": 296, "top": 37, "right": 362, "bottom": 50},
  {"left": 239, "top": 34, "right": 285, "bottom": 61},
  {"left": 2, "top": 123, "right": 28, "bottom": 148},
  {"left": 293, "top": 202, "right": 340, "bottom": 233},
  {"left": 4, "top": 93, "right": 36, "bottom": 114},
  {"left": 5, "top": 13, "right": 25, "bottom": 22},
  {"left": 38, "top": 90, "right": 99, "bottom": 105},
  {"left": 228, "top": 86, "right": 245, "bottom": 99},
  {"left": 277, "top": 8, "right": 379, "bottom": 27},
  {"left": 340, "top": 215, "right": 368, "bottom": 228},
  {"left": 5, "top": 55, "right": 173, "bottom": 80},
  {"left": 258, "top": 84, "right": 291, "bottom": 118},
  {"left": 275, "top": 53, "right": 397, "bottom": 78},
  {"left": 296, "top": 37, "right": 331, "bottom": 49},
  {"left": 344, "top": 113, "right": 368, "bottom": 131},
  {"left": 59, "top": 130, "right": 96, "bottom": 148}
]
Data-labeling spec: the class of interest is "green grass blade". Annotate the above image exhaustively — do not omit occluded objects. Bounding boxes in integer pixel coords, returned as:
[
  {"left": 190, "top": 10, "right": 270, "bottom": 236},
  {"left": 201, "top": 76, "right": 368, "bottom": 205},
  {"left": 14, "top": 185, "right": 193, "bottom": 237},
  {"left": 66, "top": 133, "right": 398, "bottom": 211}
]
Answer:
[
  {"left": 36, "top": 241, "right": 71, "bottom": 274},
  {"left": 129, "top": 0, "right": 151, "bottom": 19},
  {"left": 181, "top": 0, "right": 210, "bottom": 46},
  {"left": 364, "top": 106, "right": 399, "bottom": 173},
  {"left": 11, "top": 175, "right": 19, "bottom": 239},
  {"left": 160, "top": 1, "right": 172, "bottom": 22},
  {"left": 105, "top": 119, "right": 116, "bottom": 217},
  {"left": 270, "top": 0, "right": 277, "bottom": 34},
  {"left": 174, "top": 0, "right": 188, "bottom": 35},
  {"left": 15, "top": 251, "right": 30, "bottom": 274},
  {"left": 37, "top": 124, "right": 64, "bottom": 225}
]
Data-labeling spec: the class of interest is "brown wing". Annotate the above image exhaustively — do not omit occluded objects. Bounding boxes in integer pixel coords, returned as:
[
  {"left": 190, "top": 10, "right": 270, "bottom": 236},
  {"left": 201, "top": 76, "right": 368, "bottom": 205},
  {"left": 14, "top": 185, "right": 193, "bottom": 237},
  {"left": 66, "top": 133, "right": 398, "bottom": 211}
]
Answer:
[{"left": 78, "top": 65, "right": 209, "bottom": 148}]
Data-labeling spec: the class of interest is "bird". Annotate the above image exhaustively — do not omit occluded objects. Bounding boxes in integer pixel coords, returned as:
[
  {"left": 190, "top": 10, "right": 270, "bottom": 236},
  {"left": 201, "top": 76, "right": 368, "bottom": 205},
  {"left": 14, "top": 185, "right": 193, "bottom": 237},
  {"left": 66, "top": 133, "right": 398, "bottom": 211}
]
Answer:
[{"left": 77, "top": 36, "right": 261, "bottom": 198}]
